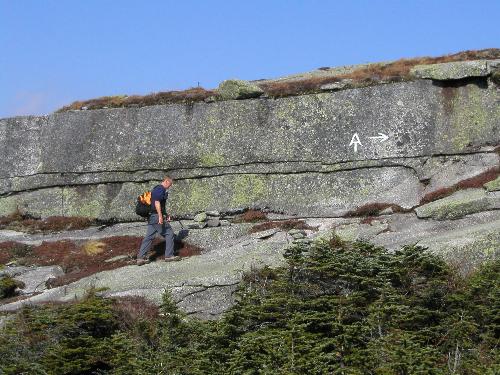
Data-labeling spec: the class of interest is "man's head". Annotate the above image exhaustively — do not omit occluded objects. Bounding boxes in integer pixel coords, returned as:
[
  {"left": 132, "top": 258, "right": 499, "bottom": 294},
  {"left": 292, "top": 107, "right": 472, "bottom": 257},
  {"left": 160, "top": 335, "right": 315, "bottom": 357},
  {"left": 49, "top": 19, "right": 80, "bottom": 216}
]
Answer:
[{"left": 161, "top": 176, "right": 173, "bottom": 189}]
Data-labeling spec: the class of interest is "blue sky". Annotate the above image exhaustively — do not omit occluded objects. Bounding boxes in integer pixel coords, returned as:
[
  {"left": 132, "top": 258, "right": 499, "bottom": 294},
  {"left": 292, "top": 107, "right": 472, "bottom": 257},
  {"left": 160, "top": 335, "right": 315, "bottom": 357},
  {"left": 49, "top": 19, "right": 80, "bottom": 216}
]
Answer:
[{"left": 1, "top": 0, "right": 499, "bottom": 118}]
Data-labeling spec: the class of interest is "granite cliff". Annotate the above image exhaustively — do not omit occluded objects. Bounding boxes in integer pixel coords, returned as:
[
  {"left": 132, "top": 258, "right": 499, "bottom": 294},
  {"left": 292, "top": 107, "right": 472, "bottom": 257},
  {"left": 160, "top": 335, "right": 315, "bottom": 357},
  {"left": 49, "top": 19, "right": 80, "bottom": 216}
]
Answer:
[{"left": 0, "top": 56, "right": 499, "bottom": 318}]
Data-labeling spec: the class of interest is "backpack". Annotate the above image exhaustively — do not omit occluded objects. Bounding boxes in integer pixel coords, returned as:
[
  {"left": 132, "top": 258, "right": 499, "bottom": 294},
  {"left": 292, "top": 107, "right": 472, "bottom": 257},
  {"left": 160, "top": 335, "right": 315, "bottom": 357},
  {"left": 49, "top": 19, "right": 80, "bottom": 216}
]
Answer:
[{"left": 135, "top": 190, "right": 152, "bottom": 218}]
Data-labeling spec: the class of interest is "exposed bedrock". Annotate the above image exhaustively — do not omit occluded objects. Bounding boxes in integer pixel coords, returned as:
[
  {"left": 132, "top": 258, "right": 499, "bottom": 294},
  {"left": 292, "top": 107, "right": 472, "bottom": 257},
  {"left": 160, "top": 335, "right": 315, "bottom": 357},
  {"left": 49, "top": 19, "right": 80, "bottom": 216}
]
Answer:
[
  {"left": 1, "top": 61, "right": 499, "bottom": 319},
  {"left": 0, "top": 77, "right": 499, "bottom": 221},
  {"left": 1, "top": 209, "right": 498, "bottom": 317}
]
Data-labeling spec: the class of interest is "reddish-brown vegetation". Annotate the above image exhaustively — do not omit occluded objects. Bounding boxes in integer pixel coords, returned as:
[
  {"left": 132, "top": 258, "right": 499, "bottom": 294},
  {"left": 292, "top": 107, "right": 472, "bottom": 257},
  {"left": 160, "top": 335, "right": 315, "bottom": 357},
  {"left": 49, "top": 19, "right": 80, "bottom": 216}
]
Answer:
[
  {"left": 56, "top": 49, "right": 499, "bottom": 111},
  {"left": 112, "top": 296, "right": 160, "bottom": 328},
  {"left": 0, "top": 210, "right": 23, "bottom": 227},
  {"left": 0, "top": 234, "right": 204, "bottom": 288},
  {"left": 257, "top": 48, "right": 500, "bottom": 98},
  {"left": 345, "top": 203, "right": 406, "bottom": 217},
  {"left": 249, "top": 219, "right": 318, "bottom": 233},
  {"left": 420, "top": 167, "right": 499, "bottom": 204},
  {"left": 0, "top": 241, "right": 33, "bottom": 264},
  {"left": 148, "top": 237, "right": 203, "bottom": 260},
  {"left": 0, "top": 212, "right": 94, "bottom": 234},
  {"left": 58, "top": 87, "right": 215, "bottom": 111},
  {"left": 177, "top": 242, "right": 203, "bottom": 257},
  {"left": 232, "top": 209, "right": 268, "bottom": 223}
]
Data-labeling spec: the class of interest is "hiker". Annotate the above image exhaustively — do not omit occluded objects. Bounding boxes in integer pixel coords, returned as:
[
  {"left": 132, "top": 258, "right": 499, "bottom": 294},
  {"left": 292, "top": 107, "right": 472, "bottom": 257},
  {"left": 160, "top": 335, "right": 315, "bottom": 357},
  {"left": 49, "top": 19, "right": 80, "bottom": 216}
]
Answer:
[{"left": 137, "top": 176, "right": 180, "bottom": 265}]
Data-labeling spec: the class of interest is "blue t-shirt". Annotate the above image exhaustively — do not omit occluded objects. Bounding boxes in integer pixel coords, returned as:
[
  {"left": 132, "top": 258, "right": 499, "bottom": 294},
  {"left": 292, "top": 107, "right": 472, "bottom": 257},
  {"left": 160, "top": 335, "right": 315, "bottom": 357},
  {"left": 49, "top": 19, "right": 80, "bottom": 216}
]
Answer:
[{"left": 150, "top": 185, "right": 168, "bottom": 214}]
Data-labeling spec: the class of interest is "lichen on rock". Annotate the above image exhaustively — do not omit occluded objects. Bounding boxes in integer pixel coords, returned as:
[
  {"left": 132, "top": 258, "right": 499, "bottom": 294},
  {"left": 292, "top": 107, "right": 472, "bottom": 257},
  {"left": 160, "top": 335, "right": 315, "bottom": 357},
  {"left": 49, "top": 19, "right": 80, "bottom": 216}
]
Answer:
[
  {"left": 216, "top": 79, "right": 264, "bottom": 100},
  {"left": 415, "top": 188, "right": 497, "bottom": 220},
  {"left": 410, "top": 60, "right": 489, "bottom": 80}
]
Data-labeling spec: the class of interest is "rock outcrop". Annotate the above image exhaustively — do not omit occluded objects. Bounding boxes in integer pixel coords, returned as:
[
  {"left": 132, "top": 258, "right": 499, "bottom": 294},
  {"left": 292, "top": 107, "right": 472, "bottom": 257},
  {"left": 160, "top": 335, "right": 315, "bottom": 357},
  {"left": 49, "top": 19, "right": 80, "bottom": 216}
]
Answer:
[
  {"left": 1, "top": 73, "right": 498, "bottom": 220},
  {"left": 0, "top": 58, "right": 499, "bottom": 318}
]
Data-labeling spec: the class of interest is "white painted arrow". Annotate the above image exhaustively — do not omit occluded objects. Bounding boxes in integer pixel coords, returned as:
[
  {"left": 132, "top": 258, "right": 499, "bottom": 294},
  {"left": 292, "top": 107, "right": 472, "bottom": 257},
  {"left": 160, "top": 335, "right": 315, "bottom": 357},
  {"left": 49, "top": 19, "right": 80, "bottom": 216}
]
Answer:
[{"left": 367, "top": 133, "right": 389, "bottom": 142}]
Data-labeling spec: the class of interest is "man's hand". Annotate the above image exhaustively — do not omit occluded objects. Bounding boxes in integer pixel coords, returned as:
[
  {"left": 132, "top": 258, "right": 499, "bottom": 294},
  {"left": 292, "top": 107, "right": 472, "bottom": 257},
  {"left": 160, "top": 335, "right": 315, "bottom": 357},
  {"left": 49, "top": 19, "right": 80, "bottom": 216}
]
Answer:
[
  {"left": 158, "top": 215, "right": 164, "bottom": 225},
  {"left": 167, "top": 215, "right": 171, "bottom": 222}
]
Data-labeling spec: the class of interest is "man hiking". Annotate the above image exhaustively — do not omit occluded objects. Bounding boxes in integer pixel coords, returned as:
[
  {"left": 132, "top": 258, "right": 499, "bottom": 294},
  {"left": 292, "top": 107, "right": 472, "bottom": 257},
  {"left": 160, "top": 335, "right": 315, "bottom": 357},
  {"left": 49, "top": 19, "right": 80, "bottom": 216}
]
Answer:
[{"left": 137, "top": 176, "right": 180, "bottom": 265}]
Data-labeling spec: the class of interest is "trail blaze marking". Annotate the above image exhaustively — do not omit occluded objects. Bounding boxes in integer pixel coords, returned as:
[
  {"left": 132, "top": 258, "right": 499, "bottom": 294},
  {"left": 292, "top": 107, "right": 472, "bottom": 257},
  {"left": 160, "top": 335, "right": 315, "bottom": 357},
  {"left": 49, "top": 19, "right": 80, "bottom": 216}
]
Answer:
[
  {"left": 349, "top": 133, "right": 362, "bottom": 153},
  {"left": 349, "top": 132, "right": 389, "bottom": 153},
  {"left": 368, "top": 133, "right": 389, "bottom": 142}
]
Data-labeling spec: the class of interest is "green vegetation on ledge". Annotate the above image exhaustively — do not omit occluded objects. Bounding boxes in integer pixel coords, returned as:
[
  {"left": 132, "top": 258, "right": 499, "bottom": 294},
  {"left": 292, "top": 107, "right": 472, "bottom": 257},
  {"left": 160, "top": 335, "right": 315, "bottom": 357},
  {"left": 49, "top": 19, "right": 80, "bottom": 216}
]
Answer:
[{"left": 0, "top": 238, "right": 498, "bottom": 374}]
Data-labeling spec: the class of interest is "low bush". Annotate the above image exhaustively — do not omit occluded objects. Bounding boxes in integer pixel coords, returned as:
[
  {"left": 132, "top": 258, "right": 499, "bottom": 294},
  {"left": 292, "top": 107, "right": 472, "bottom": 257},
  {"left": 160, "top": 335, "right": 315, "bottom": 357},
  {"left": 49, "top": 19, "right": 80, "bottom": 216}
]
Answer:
[
  {"left": 345, "top": 202, "right": 406, "bottom": 217},
  {"left": 232, "top": 209, "right": 268, "bottom": 223},
  {"left": 0, "top": 213, "right": 94, "bottom": 234},
  {"left": 0, "top": 276, "right": 21, "bottom": 299},
  {"left": 1, "top": 238, "right": 498, "bottom": 374},
  {"left": 0, "top": 241, "right": 33, "bottom": 264},
  {"left": 58, "top": 87, "right": 215, "bottom": 112}
]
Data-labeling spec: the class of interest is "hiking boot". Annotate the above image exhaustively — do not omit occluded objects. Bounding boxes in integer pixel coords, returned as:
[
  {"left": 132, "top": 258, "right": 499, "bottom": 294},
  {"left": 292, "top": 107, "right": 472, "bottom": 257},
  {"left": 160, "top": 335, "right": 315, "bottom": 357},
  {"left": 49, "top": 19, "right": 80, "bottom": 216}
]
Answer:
[
  {"left": 164, "top": 256, "right": 181, "bottom": 262},
  {"left": 136, "top": 258, "right": 150, "bottom": 266}
]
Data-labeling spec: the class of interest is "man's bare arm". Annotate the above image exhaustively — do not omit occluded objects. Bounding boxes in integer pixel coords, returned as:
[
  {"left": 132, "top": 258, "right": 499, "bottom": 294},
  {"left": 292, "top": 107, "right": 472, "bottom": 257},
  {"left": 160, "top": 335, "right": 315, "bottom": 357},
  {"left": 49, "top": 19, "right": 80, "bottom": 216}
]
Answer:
[{"left": 155, "top": 201, "right": 163, "bottom": 224}]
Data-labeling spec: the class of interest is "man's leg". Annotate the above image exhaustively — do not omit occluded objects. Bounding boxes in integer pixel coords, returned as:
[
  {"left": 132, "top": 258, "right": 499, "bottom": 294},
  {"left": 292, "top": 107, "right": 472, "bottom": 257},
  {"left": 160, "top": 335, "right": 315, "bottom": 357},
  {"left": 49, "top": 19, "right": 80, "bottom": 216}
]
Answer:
[
  {"left": 160, "top": 222, "right": 176, "bottom": 258},
  {"left": 137, "top": 216, "right": 159, "bottom": 260}
]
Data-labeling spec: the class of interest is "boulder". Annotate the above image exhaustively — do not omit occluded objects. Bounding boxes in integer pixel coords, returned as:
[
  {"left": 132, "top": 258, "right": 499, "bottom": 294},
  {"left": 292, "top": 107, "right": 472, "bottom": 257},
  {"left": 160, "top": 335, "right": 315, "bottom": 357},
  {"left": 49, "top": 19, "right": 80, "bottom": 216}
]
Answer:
[
  {"left": 206, "top": 218, "right": 220, "bottom": 228},
  {"left": 1, "top": 78, "right": 499, "bottom": 222},
  {"left": 288, "top": 229, "right": 306, "bottom": 239},
  {"left": 410, "top": 60, "right": 489, "bottom": 80},
  {"left": 418, "top": 219, "right": 500, "bottom": 276},
  {"left": 220, "top": 220, "right": 231, "bottom": 227},
  {"left": 0, "top": 266, "right": 30, "bottom": 278},
  {"left": 217, "top": 79, "right": 264, "bottom": 100},
  {"left": 334, "top": 220, "right": 390, "bottom": 242},
  {"left": 484, "top": 176, "right": 500, "bottom": 192},
  {"left": 251, "top": 228, "right": 280, "bottom": 239},
  {"left": 487, "top": 59, "right": 500, "bottom": 73},
  {"left": 225, "top": 208, "right": 245, "bottom": 215},
  {"left": 13, "top": 265, "right": 64, "bottom": 294},
  {"left": 194, "top": 212, "right": 208, "bottom": 223},
  {"left": 188, "top": 222, "right": 207, "bottom": 230},
  {"left": 379, "top": 207, "right": 394, "bottom": 215},
  {"left": 320, "top": 79, "right": 353, "bottom": 91},
  {"left": 206, "top": 210, "right": 220, "bottom": 217},
  {"left": 415, "top": 189, "right": 499, "bottom": 220}
]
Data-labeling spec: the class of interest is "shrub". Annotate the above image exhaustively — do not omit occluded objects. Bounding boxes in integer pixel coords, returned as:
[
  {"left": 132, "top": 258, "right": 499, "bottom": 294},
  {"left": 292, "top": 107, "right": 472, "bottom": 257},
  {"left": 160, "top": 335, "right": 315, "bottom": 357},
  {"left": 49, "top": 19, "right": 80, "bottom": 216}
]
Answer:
[
  {"left": 0, "top": 239, "right": 498, "bottom": 374},
  {"left": 0, "top": 241, "right": 34, "bottom": 264},
  {"left": 0, "top": 276, "right": 21, "bottom": 299},
  {"left": 0, "top": 214, "right": 94, "bottom": 234},
  {"left": 232, "top": 209, "right": 268, "bottom": 223},
  {"left": 58, "top": 87, "right": 215, "bottom": 112},
  {"left": 345, "top": 202, "right": 405, "bottom": 217}
]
